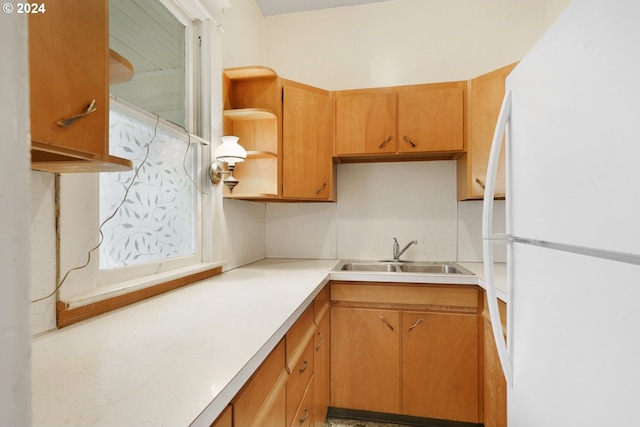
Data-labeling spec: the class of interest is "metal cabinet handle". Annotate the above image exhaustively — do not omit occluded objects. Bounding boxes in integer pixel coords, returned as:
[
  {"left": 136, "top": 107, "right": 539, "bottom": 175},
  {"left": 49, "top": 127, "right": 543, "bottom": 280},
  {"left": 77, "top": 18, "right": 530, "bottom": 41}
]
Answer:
[
  {"left": 56, "top": 99, "right": 97, "bottom": 127},
  {"left": 315, "top": 332, "right": 323, "bottom": 351},
  {"left": 379, "top": 315, "right": 395, "bottom": 331},
  {"left": 298, "top": 408, "right": 309, "bottom": 425},
  {"left": 378, "top": 135, "right": 393, "bottom": 149},
  {"left": 316, "top": 182, "right": 327, "bottom": 195},
  {"left": 476, "top": 177, "right": 486, "bottom": 189},
  {"left": 408, "top": 318, "right": 423, "bottom": 331},
  {"left": 299, "top": 360, "right": 308, "bottom": 374},
  {"left": 403, "top": 135, "right": 417, "bottom": 148}
]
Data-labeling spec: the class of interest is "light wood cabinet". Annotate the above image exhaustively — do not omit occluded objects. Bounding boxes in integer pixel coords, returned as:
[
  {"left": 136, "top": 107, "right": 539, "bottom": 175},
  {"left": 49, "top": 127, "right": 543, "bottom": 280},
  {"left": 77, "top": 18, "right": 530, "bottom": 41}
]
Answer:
[
  {"left": 222, "top": 67, "right": 281, "bottom": 199},
  {"left": 282, "top": 81, "right": 334, "bottom": 201},
  {"left": 457, "top": 63, "right": 518, "bottom": 200},
  {"left": 28, "top": 0, "right": 133, "bottom": 173},
  {"left": 331, "top": 306, "right": 401, "bottom": 414},
  {"left": 313, "top": 287, "right": 331, "bottom": 427},
  {"left": 402, "top": 311, "right": 478, "bottom": 422},
  {"left": 330, "top": 282, "right": 479, "bottom": 423},
  {"left": 398, "top": 85, "right": 465, "bottom": 154},
  {"left": 334, "top": 91, "right": 397, "bottom": 155},
  {"left": 482, "top": 295, "right": 508, "bottom": 427},
  {"left": 232, "top": 339, "right": 287, "bottom": 427},
  {"left": 334, "top": 82, "right": 465, "bottom": 160}
]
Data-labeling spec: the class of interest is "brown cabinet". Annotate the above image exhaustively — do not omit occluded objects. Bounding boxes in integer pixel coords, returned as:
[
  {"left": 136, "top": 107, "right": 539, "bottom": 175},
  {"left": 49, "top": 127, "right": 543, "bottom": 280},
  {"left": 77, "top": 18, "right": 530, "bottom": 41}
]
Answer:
[
  {"left": 398, "top": 85, "right": 465, "bottom": 154},
  {"left": 331, "top": 307, "right": 401, "bottom": 414},
  {"left": 222, "top": 66, "right": 281, "bottom": 199},
  {"left": 313, "top": 287, "right": 331, "bottom": 427},
  {"left": 402, "top": 311, "right": 478, "bottom": 422},
  {"left": 482, "top": 294, "right": 508, "bottom": 427},
  {"left": 334, "top": 82, "right": 465, "bottom": 160},
  {"left": 457, "top": 63, "right": 518, "bottom": 200},
  {"left": 330, "top": 282, "right": 479, "bottom": 423},
  {"left": 232, "top": 339, "right": 287, "bottom": 427},
  {"left": 222, "top": 68, "right": 335, "bottom": 201},
  {"left": 282, "top": 81, "right": 334, "bottom": 201},
  {"left": 334, "top": 91, "right": 397, "bottom": 155},
  {"left": 28, "top": 0, "right": 132, "bottom": 173}
]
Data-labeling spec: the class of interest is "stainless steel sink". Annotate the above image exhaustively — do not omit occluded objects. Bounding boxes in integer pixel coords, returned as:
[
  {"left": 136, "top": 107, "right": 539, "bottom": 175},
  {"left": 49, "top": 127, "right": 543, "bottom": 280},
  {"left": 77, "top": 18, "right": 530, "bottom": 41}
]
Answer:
[{"left": 337, "top": 261, "right": 473, "bottom": 275}]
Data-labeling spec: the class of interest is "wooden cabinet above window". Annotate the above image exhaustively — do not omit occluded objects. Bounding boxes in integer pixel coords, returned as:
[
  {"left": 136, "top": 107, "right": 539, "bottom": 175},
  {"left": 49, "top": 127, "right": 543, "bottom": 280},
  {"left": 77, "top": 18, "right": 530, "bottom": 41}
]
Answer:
[{"left": 28, "top": 0, "right": 133, "bottom": 173}]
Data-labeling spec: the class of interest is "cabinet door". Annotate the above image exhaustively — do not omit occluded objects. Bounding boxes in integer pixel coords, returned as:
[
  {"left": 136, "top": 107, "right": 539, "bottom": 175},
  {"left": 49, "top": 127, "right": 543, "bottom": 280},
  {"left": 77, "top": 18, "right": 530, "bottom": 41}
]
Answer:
[
  {"left": 398, "top": 87, "right": 464, "bottom": 153},
  {"left": 331, "top": 307, "right": 400, "bottom": 414},
  {"left": 334, "top": 92, "right": 397, "bottom": 156},
  {"left": 29, "top": 0, "right": 108, "bottom": 156},
  {"left": 458, "top": 63, "right": 517, "bottom": 200},
  {"left": 283, "top": 83, "right": 333, "bottom": 200},
  {"left": 402, "top": 311, "right": 478, "bottom": 423},
  {"left": 483, "top": 300, "right": 507, "bottom": 427},
  {"left": 313, "top": 310, "right": 330, "bottom": 427}
]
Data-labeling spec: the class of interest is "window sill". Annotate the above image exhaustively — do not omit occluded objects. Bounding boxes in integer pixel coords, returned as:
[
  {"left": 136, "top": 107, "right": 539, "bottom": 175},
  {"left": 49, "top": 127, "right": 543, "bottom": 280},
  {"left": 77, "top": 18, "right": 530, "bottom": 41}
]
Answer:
[{"left": 57, "top": 262, "right": 224, "bottom": 328}]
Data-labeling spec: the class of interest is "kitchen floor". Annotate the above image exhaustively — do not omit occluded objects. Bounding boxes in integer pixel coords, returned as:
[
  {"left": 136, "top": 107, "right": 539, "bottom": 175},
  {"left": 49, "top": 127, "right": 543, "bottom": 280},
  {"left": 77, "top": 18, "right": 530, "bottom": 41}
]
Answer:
[{"left": 324, "top": 418, "right": 411, "bottom": 427}]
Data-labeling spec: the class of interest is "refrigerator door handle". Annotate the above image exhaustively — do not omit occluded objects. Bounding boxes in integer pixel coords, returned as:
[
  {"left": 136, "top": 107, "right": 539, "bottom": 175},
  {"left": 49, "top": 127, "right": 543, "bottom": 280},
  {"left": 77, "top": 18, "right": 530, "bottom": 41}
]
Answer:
[{"left": 482, "top": 90, "right": 514, "bottom": 388}]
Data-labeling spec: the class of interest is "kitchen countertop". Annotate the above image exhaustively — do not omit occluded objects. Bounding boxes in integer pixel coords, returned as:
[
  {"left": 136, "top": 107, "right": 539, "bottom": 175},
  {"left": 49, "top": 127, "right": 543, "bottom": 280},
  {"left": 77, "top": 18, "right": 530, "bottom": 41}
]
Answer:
[{"left": 31, "top": 258, "right": 507, "bottom": 427}]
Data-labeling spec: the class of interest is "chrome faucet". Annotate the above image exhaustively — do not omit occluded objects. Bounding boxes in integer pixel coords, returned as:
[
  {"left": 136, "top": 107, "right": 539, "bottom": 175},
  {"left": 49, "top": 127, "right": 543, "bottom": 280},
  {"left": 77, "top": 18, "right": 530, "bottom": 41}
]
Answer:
[{"left": 393, "top": 237, "right": 418, "bottom": 261}]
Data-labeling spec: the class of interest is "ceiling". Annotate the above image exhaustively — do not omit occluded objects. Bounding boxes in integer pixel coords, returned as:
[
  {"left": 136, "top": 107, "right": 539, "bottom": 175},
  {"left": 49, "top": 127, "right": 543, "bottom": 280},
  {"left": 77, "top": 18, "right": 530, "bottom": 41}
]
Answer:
[{"left": 254, "top": 0, "right": 397, "bottom": 16}]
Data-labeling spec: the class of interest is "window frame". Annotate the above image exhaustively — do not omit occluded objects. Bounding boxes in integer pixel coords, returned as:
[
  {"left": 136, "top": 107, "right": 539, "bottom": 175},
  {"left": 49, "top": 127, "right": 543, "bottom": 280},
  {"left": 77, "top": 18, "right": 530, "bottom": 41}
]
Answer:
[{"left": 57, "top": 0, "right": 221, "bottom": 309}]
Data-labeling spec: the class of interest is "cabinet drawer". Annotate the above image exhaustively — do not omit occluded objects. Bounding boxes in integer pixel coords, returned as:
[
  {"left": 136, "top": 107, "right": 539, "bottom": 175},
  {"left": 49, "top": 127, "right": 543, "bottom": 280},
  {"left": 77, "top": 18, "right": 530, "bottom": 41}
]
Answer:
[
  {"left": 286, "top": 305, "right": 315, "bottom": 371},
  {"left": 286, "top": 338, "right": 314, "bottom": 427},
  {"left": 331, "top": 282, "right": 478, "bottom": 310},
  {"left": 233, "top": 340, "right": 287, "bottom": 427},
  {"left": 291, "top": 376, "right": 314, "bottom": 427}
]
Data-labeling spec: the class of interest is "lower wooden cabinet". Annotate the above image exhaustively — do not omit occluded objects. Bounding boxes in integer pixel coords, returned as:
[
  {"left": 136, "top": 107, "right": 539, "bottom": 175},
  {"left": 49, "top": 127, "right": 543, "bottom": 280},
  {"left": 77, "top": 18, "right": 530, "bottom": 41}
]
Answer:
[
  {"left": 330, "top": 282, "right": 480, "bottom": 424},
  {"left": 232, "top": 340, "right": 287, "bottom": 427},
  {"left": 482, "top": 295, "right": 508, "bottom": 427},
  {"left": 210, "top": 406, "right": 232, "bottom": 427},
  {"left": 331, "top": 307, "right": 401, "bottom": 413},
  {"left": 402, "top": 311, "right": 478, "bottom": 422},
  {"left": 313, "top": 303, "right": 330, "bottom": 427}
]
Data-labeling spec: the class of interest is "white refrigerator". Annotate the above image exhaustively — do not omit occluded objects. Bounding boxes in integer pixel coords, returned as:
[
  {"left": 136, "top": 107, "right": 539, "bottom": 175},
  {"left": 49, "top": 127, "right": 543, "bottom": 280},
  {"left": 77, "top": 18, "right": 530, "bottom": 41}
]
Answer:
[{"left": 482, "top": 0, "right": 640, "bottom": 426}]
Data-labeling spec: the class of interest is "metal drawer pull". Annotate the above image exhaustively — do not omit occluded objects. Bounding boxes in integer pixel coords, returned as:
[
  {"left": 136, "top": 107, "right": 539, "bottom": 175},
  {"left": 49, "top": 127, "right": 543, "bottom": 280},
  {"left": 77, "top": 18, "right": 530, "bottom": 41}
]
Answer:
[
  {"left": 299, "top": 408, "right": 309, "bottom": 424},
  {"left": 378, "top": 135, "right": 393, "bottom": 148},
  {"left": 403, "top": 135, "right": 417, "bottom": 147},
  {"left": 408, "top": 318, "right": 424, "bottom": 331},
  {"left": 316, "top": 182, "right": 327, "bottom": 194},
  {"left": 57, "top": 99, "right": 97, "bottom": 127},
  {"left": 476, "top": 177, "right": 486, "bottom": 189},
  {"left": 315, "top": 332, "right": 323, "bottom": 351},
  {"left": 379, "top": 315, "right": 395, "bottom": 331},
  {"left": 299, "top": 360, "right": 308, "bottom": 374}
]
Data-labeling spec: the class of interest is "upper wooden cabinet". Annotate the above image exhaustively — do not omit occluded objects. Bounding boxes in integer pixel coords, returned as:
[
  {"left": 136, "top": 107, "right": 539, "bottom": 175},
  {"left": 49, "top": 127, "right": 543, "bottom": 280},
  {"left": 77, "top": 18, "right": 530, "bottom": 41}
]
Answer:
[
  {"left": 334, "top": 91, "right": 397, "bottom": 155},
  {"left": 334, "top": 82, "right": 466, "bottom": 160},
  {"left": 29, "top": 0, "right": 133, "bottom": 173},
  {"left": 222, "top": 68, "right": 335, "bottom": 201},
  {"left": 457, "top": 63, "right": 518, "bottom": 200},
  {"left": 398, "top": 84, "right": 465, "bottom": 154},
  {"left": 222, "top": 66, "right": 281, "bottom": 199},
  {"left": 282, "top": 80, "right": 334, "bottom": 201}
]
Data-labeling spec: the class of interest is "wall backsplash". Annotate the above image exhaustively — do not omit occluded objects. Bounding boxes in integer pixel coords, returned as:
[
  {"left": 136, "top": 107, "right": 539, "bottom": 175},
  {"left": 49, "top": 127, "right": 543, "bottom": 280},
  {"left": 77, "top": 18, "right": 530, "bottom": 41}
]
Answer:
[{"left": 265, "top": 160, "right": 503, "bottom": 263}]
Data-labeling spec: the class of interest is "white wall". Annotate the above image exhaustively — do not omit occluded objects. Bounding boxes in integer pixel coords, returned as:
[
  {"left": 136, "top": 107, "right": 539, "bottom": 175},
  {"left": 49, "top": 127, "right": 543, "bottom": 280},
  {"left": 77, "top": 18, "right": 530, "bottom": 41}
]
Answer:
[
  {"left": 263, "top": 0, "right": 571, "bottom": 91},
  {"left": 1, "top": 13, "right": 31, "bottom": 427}
]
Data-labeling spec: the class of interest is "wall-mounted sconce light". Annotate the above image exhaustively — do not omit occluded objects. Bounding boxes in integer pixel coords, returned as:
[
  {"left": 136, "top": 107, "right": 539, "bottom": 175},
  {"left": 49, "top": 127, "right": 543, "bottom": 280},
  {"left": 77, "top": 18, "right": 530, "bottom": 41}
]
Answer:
[{"left": 209, "top": 135, "right": 247, "bottom": 192}]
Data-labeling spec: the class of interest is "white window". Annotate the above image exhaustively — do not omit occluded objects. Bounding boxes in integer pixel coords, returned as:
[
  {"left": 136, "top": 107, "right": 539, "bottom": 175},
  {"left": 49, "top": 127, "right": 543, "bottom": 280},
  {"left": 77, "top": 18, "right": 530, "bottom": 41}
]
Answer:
[{"left": 57, "top": 0, "right": 222, "bottom": 305}]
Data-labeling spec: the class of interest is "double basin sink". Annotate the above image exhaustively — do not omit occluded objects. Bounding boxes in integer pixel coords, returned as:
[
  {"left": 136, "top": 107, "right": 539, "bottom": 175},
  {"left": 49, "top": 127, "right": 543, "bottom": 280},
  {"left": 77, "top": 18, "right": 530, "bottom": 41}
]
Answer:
[{"left": 336, "top": 261, "right": 473, "bottom": 275}]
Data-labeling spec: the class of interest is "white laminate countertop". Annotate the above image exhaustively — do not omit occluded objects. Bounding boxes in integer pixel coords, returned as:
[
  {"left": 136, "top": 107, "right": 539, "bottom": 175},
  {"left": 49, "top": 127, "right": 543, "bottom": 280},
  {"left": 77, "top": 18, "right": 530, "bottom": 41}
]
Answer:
[{"left": 31, "top": 258, "right": 507, "bottom": 427}]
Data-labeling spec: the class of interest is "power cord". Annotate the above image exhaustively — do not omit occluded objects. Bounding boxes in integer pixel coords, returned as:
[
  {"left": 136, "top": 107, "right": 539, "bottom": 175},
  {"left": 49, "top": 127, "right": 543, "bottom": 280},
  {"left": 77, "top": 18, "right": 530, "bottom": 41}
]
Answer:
[{"left": 31, "top": 115, "right": 160, "bottom": 304}]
